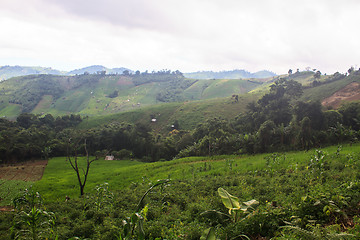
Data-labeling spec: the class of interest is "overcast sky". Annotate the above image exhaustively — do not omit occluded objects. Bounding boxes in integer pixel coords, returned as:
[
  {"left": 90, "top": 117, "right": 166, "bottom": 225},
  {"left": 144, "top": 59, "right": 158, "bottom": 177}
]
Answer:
[{"left": 0, "top": 0, "right": 359, "bottom": 74}]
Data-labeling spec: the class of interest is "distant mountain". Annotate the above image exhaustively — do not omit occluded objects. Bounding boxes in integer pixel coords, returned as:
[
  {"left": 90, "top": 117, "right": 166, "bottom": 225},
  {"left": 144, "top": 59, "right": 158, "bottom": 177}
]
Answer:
[
  {"left": 67, "top": 65, "right": 131, "bottom": 75},
  {"left": 184, "top": 69, "right": 276, "bottom": 79},
  {"left": 0, "top": 65, "right": 132, "bottom": 80},
  {"left": 0, "top": 65, "right": 275, "bottom": 81},
  {"left": 0, "top": 66, "right": 64, "bottom": 80}
]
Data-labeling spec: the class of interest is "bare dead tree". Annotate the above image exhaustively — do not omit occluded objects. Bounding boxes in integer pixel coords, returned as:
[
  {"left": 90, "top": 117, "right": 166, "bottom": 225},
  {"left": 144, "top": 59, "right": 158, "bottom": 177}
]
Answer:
[{"left": 67, "top": 139, "right": 97, "bottom": 196}]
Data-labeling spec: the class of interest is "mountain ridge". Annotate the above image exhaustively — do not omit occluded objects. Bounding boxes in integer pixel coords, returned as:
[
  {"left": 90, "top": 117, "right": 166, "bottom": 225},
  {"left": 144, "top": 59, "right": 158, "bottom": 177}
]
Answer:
[
  {"left": 0, "top": 65, "right": 275, "bottom": 81},
  {"left": 0, "top": 65, "right": 132, "bottom": 80}
]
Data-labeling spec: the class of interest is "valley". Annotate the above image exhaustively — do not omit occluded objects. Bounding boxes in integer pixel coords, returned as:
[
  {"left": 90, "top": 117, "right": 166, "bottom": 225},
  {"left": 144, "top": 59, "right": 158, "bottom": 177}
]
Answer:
[{"left": 0, "top": 66, "right": 359, "bottom": 239}]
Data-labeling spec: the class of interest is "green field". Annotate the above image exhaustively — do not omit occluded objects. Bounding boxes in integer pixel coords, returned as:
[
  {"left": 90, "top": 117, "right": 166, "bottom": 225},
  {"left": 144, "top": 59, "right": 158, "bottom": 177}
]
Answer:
[
  {"left": 0, "top": 180, "right": 33, "bottom": 205},
  {"left": 1, "top": 144, "right": 360, "bottom": 239},
  {"left": 32, "top": 144, "right": 360, "bottom": 202},
  {"left": 77, "top": 93, "right": 261, "bottom": 133}
]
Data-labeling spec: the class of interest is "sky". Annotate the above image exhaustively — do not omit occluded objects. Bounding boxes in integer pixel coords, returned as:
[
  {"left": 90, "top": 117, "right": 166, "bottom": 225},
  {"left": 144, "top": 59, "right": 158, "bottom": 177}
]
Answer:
[{"left": 0, "top": 0, "right": 359, "bottom": 74}]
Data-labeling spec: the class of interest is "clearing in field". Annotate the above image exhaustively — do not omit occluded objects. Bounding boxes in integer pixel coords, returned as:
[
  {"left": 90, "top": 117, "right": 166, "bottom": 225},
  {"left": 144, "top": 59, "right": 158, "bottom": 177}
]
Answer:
[
  {"left": 0, "top": 160, "right": 48, "bottom": 181},
  {"left": 0, "top": 160, "right": 47, "bottom": 208}
]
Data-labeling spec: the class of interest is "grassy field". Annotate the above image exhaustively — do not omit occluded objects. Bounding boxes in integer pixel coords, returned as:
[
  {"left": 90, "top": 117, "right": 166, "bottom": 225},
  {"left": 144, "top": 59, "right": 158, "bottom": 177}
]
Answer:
[
  {"left": 0, "top": 179, "right": 33, "bottom": 206},
  {"left": 31, "top": 143, "right": 360, "bottom": 202},
  {"left": 0, "top": 104, "right": 22, "bottom": 119},
  {"left": 1, "top": 143, "right": 359, "bottom": 239}
]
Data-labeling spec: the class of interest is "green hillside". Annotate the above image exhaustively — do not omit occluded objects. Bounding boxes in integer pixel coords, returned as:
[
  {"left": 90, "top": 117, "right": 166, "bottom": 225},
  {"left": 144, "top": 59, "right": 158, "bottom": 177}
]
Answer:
[
  {"left": 0, "top": 72, "right": 264, "bottom": 119},
  {"left": 300, "top": 72, "right": 360, "bottom": 103},
  {"left": 78, "top": 93, "right": 260, "bottom": 133},
  {"left": 0, "top": 69, "right": 359, "bottom": 124}
]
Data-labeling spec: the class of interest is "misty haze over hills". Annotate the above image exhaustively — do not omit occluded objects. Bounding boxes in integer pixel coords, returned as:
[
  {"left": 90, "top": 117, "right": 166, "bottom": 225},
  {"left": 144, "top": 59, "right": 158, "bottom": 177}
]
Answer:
[
  {"left": 0, "top": 65, "right": 132, "bottom": 80},
  {"left": 184, "top": 69, "right": 276, "bottom": 79},
  {"left": 0, "top": 65, "right": 276, "bottom": 80}
]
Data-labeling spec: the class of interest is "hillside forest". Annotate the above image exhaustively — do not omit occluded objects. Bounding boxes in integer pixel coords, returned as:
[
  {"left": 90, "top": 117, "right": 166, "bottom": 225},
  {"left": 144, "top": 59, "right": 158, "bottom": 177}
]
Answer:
[
  {"left": 0, "top": 68, "right": 360, "bottom": 240},
  {"left": 1, "top": 75, "right": 359, "bottom": 164}
]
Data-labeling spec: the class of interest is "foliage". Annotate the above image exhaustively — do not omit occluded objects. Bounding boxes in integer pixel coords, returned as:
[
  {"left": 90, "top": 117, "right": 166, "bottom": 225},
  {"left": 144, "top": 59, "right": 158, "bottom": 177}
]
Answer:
[
  {"left": 278, "top": 225, "right": 357, "bottom": 239},
  {"left": 119, "top": 179, "right": 170, "bottom": 240},
  {"left": 12, "top": 189, "right": 57, "bottom": 240},
  {"left": 0, "top": 145, "right": 359, "bottom": 239},
  {"left": 132, "top": 70, "right": 184, "bottom": 86}
]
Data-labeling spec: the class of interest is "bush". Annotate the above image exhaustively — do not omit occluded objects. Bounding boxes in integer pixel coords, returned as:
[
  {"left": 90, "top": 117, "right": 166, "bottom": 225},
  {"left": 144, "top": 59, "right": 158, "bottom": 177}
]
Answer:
[{"left": 113, "top": 149, "right": 133, "bottom": 160}]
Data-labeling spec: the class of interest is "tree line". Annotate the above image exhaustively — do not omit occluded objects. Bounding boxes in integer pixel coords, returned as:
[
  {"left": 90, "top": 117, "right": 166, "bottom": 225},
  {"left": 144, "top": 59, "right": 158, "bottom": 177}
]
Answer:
[{"left": 176, "top": 79, "right": 360, "bottom": 157}]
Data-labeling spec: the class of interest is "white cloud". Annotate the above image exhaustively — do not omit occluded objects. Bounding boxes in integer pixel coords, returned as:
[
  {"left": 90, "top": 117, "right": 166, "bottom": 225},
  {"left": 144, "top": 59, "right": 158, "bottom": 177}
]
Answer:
[{"left": 0, "top": 0, "right": 359, "bottom": 74}]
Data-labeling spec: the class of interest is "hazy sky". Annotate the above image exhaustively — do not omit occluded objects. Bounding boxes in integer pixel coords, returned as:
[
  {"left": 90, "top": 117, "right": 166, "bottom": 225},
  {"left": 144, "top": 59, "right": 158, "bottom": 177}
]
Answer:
[{"left": 0, "top": 0, "right": 359, "bottom": 74}]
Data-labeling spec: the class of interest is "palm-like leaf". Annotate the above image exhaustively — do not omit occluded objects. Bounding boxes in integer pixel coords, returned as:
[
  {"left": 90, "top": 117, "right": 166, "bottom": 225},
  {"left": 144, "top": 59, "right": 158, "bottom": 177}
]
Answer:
[
  {"left": 200, "top": 227, "right": 217, "bottom": 240},
  {"left": 218, "top": 188, "right": 241, "bottom": 214}
]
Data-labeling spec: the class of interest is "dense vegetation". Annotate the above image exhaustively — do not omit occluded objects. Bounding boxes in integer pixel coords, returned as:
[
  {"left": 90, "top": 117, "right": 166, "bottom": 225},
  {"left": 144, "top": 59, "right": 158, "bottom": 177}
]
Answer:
[
  {"left": 1, "top": 145, "right": 359, "bottom": 239},
  {"left": 1, "top": 68, "right": 360, "bottom": 239},
  {"left": 1, "top": 77, "right": 360, "bottom": 165},
  {"left": 0, "top": 69, "right": 269, "bottom": 118}
]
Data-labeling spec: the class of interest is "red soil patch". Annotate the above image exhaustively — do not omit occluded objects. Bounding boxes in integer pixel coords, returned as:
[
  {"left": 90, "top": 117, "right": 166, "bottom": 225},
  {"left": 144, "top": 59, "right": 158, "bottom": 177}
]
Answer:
[
  {"left": 117, "top": 76, "right": 133, "bottom": 85},
  {"left": 322, "top": 82, "right": 360, "bottom": 109},
  {"left": 0, "top": 160, "right": 48, "bottom": 181}
]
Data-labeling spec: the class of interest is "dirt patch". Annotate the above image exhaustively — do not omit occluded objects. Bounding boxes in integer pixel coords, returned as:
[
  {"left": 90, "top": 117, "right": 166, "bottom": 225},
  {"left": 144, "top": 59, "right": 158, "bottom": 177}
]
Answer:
[
  {"left": 117, "top": 76, "right": 133, "bottom": 86},
  {"left": 322, "top": 82, "right": 360, "bottom": 109},
  {"left": 0, "top": 160, "right": 48, "bottom": 181},
  {"left": 32, "top": 95, "right": 53, "bottom": 113},
  {"left": 0, "top": 206, "right": 14, "bottom": 212}
]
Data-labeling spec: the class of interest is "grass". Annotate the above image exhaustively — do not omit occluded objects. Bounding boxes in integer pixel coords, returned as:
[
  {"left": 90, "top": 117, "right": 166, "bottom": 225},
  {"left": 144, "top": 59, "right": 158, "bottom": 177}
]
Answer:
[
  {"left": 0, "top": 104, "right": 22, "bottom": 119},
  {"left": 32, "top": 95, "right": 54, "bottom": 114},
  {"left": 300, "top": 73, "right": 360, "bottom": 103},
  {"left": 0, "top": 179, "right": 33, "bottom": 205},
  {"left": 77, "top": 93, "right": 260, "bottom": 134},
  {"left": 1, "top": 143, "right": 359, "bottom": 239},
  {"left": 31, "top": 143, "right": 360, "bottom": 203},
  {"left": 33, "top": 158, "right": 144, "bottom": 202},
  {"left": 201, "top": 79, "right": 260, "bottom": 99}
]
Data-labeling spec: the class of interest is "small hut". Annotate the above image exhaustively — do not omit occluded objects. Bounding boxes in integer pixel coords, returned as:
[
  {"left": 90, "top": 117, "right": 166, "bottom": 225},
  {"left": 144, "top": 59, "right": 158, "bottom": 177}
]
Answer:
[{"left": 105, "top": 155, "right": 114, "bottom": 161}]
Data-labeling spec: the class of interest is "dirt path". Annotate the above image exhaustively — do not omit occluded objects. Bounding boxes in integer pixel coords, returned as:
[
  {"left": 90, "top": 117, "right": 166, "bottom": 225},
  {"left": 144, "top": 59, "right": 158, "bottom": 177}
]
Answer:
[{"left": 0, "top": 160, "right": 48, "bottom": 182}]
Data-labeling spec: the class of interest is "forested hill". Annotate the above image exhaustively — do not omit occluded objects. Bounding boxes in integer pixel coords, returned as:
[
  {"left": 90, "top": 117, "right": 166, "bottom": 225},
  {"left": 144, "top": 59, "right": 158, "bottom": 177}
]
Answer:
[
  {"left": 0, "top": 70, "right": 267, "bottom": 118},
  {"left": 0, "top": 68, "right": 359, "bottom": 121}
]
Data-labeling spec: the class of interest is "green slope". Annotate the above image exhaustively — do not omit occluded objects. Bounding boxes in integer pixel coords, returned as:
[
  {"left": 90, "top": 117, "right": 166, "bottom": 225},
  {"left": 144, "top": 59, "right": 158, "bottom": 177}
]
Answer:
[
  {"left": 301, "top": 72, "right": 360, "bottom": 103},
  {"left": 78, "top": 93, "right": 260, "bottom": 133},
  {"left": 0, "top": 73, "right": 264, "bottom": 118},
  {"left": 1, "top": 70, "right": 359, "bottom": 122}
]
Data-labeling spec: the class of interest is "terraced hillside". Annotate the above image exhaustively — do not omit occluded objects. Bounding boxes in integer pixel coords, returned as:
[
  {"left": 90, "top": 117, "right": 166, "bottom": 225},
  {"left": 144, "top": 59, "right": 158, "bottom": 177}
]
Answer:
[
  {"left": 0, "top": 69, "right": 359, "bottom": 123},
  {"left": 0, "top": 71, "right": 267, "bottom": 119}
]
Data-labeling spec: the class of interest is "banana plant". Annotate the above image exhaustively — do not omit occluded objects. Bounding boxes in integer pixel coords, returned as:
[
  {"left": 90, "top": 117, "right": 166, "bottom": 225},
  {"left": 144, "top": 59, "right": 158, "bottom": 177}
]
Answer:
[
  {"left": 200, "top": 227, "right": 217, "bottom": 240},
  {"left": 119, "top": 179, "right": 170, "bottom": 240},
  {"left": 201, "top": 188, "right": 259, "bottom": 223}
]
